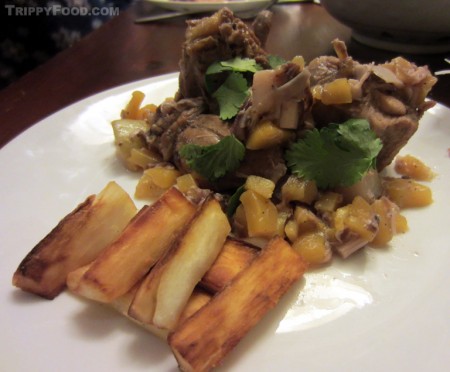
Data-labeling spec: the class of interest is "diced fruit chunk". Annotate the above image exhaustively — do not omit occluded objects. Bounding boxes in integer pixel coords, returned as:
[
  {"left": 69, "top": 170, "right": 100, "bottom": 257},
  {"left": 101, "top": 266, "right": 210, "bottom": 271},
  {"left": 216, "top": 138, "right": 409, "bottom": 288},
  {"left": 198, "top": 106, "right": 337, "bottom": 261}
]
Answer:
[
  {"left": 371, "top": 197, "right": 398, "bottom": 246},
  {"left": 314, "top": 192, "right": 343, "bottom": 214},
  {"left": 333, "top": 196, "right": 378, "bottom": 242},
  {"left": 320, "top": 78, "right": 352, "bottom": 105},
  {"left": 281, "top": 176, "right": 318, "bottom": 205},
  {"left": 394, "top": 155, "right": 435, "bottom": 181},
  {"left": 111, "top": 119, "right": 150, "bottom": 171},
  {"left": 135, "top": 167, "right": 181, "bottom": 199},
  {"left": 244, "top": 176, "right": 276, "bottom": 199},
  {"left": 121, "top": 91, "right": 145, "bottom": 119},
  {"left": 383, "top": 178, "right": 432, "bottom": 208},
  {"left": 246, "top": 121, "right": 294, "bottom": 150},
  {"left": 293, "top": 232, "right": 331, "bottom": 265},
  {"left": 239, "top": 190, "right": 278, "bottom": 238}
]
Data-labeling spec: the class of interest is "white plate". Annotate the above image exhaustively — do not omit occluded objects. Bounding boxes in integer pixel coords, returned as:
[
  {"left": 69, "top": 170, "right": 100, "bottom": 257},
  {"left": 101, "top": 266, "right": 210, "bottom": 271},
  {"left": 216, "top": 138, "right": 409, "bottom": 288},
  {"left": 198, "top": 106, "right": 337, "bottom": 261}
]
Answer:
[
  {"left": 145, "top": 0, "right": 271, "bottom": 13},
  {"left": 1, "top": 73, "right": 449, "bottom": 372}
]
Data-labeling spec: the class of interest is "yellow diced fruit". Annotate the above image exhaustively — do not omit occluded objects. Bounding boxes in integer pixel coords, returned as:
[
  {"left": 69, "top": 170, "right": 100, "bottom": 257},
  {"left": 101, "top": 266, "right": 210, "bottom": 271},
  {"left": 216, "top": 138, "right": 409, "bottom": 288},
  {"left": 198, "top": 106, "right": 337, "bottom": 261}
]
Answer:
[
  {"left": 394, "top": 155, "right": 435, "bottom": 181},
  {"left": 371, "top": 197, "right": 398, "bottom": 246},
  {"left": 294, "top": 206, "right": 326, "bottom": 235},
  {"left": 383, "top": 178, "right": 433, "bottom": 208},
  {"left": 284, "top": 219, "right": 298, "bottom": 243},
  {"left": 239, "top": 190, "right": 278, "bottom": 239},
  {"left": 246, "top": 121, "right": 294, "bottom": 150},
  {"left": 334, "top": 196, "right": 378, "bottom": 242},
  {"left": 293, "top": 232, "right": 331, "bottom": 266},
  {"left": 233, "top": 204, "right": 248, "bottom": 237},
  {"left": 136, "top": 103, "right": 158, "bottom": 120},
  {"left": 176, "top": 174, "right": 198, "bottom": 193},
  {"left": 320, "top": 78, "right": 352, "bottom": 105},
  {"left": 244, "top": 176, "right": 276, "bottom": 199},
  {"left": 111, "top": 119, "right": 150, "bottom": 170},
  {"left": 276, "top": 211, "right": 290, "bottom": 238},
  {"left": 395, "top": 213, "right": 408, "bottom": 233},
  {"left": 121, "top": 91, "right": 145, "bottom": 119},
  {"left": 135, "top": 167, "right": 181, "bottom": 200},
  {"left": 281, "top": 176, "right": 318, "bottom": 205},
  {"left": 291, "top": 55, "right": 305, "bottom": 70},
  {"left": 127, "top": 148, "right": 162, "bottom": 170},
  {"left": 314, "top": 192, "right": 343, "bottom": 214}
]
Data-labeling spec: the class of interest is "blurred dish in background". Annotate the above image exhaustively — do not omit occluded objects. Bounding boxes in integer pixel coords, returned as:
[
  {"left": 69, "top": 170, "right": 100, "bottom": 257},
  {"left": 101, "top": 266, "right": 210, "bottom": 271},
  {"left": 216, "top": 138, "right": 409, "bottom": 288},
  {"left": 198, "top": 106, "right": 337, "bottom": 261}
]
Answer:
[
  {"left": 146, "top": 0, "right": 272, "bottom": 13},
  {"left": 321, "top": 0, "right": 450, "bottom": 54}
]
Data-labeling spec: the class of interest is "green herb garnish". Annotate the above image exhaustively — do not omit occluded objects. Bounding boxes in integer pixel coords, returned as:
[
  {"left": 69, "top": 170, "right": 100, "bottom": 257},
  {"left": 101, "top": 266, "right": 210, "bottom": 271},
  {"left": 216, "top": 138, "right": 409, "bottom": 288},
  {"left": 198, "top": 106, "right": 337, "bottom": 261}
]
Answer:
[
  {"left": 179, "top": 135, "right": 246, "bottom": 181},
  {"left": 212, "top": 72, "right": 249, "bottom": 120},
  {"left": 285, "top": 118, "right": 383, "bottom": 189},
  {"left": 205, "top": 57, "right": 263, "bottom": 120},
  {"left": 226, "top": 184, "right": 246, "bottom": 218},
  {"left": 206, "top": 57, "right": 263, "bottom": 75}
]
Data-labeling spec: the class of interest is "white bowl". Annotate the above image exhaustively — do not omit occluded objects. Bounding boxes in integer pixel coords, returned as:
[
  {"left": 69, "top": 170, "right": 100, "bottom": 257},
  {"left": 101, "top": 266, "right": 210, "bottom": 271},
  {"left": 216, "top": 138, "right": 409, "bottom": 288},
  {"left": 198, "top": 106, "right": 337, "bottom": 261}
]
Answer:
[{"left": 321, "top": 0, "right": 450, "bottom": 54}]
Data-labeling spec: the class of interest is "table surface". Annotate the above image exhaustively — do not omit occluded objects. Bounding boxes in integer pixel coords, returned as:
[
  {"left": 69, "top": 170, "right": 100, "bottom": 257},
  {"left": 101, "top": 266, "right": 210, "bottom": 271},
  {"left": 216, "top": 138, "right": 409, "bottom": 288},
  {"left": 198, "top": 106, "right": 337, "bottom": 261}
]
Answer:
[{"left": 0, "top": 2, "right": 449, "bottom": 149}]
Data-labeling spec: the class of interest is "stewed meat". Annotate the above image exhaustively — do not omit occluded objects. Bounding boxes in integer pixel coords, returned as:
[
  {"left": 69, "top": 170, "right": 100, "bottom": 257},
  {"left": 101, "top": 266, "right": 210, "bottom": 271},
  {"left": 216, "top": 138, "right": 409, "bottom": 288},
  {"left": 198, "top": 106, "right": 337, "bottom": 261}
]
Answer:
[
  {"left": 307, "top": 40, "right": 437, "bottom": 169},
  {"left": 177, "top": 7, "right": 271, "bottom": 109}
]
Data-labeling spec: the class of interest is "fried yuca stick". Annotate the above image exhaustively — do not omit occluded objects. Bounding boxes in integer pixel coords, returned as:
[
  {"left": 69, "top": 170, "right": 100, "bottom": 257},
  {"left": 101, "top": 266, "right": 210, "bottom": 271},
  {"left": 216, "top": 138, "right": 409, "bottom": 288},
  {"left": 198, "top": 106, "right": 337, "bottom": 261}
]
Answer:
[
  {"left": 72, "top": 187, "right": 197, "bottom": 303},
  {"left": 128, "top": 197, "right": 231, "bottom": 330},
  {"left": 12, "top": 181, "right": 137, "bottom": 299},
  {"left": 168, "top": 237, "right": 307, "bottom": 372},
  {"left": 200, "top": 238, "right": 258, "bottom": 293}
]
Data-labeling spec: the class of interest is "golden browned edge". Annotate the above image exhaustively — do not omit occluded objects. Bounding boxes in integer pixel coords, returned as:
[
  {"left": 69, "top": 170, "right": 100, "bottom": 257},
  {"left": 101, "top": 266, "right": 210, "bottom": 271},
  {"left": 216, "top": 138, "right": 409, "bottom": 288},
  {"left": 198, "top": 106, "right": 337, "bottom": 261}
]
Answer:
[
  {"left": 73, "top": 187, "right": 197, "bottom": 303},
  {"left": 12, "top": 181, "right": 137, "bottom": 299},
  {"left": 168, "top": 237, "right": 307, "bottom": 372},
  {"left": 128, "top": 197, "right": 230, "bottom": 330},
  {"left": 12, "top": 195, "right": 95, "bottom": 299},
  {"left": 200, "top": 238, "right": 258, "bottom": 293}
]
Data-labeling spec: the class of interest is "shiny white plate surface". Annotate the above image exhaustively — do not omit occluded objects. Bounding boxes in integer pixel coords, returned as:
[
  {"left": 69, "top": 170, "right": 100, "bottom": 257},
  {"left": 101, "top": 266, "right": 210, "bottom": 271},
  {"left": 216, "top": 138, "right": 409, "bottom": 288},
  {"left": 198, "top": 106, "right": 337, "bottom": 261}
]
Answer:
[
  {"left": 146, "top": 0, "right": 271, "bottom": 13},
  {"left": 1, "top": 73, "right": 449, "bottom": 371}
]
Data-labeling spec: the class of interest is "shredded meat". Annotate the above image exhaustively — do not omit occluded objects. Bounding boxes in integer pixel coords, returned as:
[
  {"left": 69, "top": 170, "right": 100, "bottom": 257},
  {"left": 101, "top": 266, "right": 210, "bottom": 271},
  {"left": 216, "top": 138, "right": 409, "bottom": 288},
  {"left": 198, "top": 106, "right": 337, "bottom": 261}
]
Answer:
[
  {"left": 177, "top": 7, "right": 270, "bottom": 110},
  {"left": 307, "top": 39, "right": 437, "bottom": 170},
  {"left": 145, "top": 97, "right": 205, "bottom": 161}
]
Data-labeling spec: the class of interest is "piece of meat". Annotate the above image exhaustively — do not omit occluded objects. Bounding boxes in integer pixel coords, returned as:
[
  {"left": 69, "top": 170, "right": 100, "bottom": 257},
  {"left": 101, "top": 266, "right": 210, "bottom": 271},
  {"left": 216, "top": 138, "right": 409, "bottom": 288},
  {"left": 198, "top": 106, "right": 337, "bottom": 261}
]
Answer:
[
  {"left": 251, "top": 10, "right": 273, "bottom": 47},
  {"left": 174, "top": 114, "right": 232, "bottom": 173},
  {"left": 232, "top": 62, "right": 312, "bottom": 141},
  {"left": 145, "top": 97, "right": 205, "bottom": 161},
  {"left": 234, "top": 147, "right": 287, "bottom": 185},
  {"left": 177, "top": 7, "right": 271, "bottom": 111},
  {"left": 307, "top": 39, "right": 437, "bottom": 170}
]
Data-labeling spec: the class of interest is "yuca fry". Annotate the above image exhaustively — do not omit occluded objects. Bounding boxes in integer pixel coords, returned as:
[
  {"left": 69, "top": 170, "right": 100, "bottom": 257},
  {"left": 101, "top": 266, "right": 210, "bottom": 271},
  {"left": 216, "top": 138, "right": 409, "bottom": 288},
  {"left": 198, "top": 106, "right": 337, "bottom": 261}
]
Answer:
[
  {"left": 73, "top": 187, "right": 197, "bottom": 303},
  {"left": 176, "top": 288, "right": 212, "bottom": 325},
  {"left": 12, "top": 181, "right": 137, "bottom": 299},
  {"left": 169, "top": 237, "right": 307, "bottom": 372},
  {"left": 129, "top": 198, "right": 230, "bottom": 330},
  {"left": 110, "top": 286, "right": 211, "bottom": 340},
  {"left": 201, "top": 238, "right": 258, "bottom": 293},
  {"left": 111, "top": 282, "right": 169, "bottom": 340},
  {"left": 66, "top": 263, "right": 91, "bottom": 291}
]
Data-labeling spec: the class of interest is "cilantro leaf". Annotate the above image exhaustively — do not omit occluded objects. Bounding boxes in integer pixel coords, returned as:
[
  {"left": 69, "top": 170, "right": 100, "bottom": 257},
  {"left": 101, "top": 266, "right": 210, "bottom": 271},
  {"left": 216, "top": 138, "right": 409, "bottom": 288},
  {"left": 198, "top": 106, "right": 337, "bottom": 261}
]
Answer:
[
  {"left": 179, "top": 135, "right": 246, "bottom": 181},
  {"left": 205, "top": 57, "right": 262, "bottom": 120},
  {"left": 213, "top": 72, "right": 250, "bottom": 120},
  {"left": 336, "top": 118, "right": 383, "bottom": 167},
  {"left": 268, "top": 55, "right": 287, "bottom": 69},
  {"left": 285, "top": 119, "right": 383, "bottom": 189},
  {"left": 226, "top": 184, "right": 246, "bottom": 218},
  {"left": 206, "top": 57, "right": 263, "bottom": 75}
]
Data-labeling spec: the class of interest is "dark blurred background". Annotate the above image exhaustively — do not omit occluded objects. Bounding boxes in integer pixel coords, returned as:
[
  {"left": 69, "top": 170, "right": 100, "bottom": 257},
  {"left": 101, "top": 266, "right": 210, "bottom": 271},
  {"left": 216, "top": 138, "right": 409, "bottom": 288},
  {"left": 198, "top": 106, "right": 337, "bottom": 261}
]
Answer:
[{"left": 1, "top": 0, "right": 132, "bottom": 89}]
